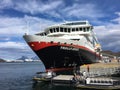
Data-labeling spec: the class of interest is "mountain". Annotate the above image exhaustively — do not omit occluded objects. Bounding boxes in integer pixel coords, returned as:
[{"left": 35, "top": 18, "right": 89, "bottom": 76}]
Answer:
[
  {"left": 0, "top": 58, "right": 6, "bottom": 62},
  {"left": 101, "top": 50, "right": 120, "bottom": 57},
  {"left": 17, "top": 56, "right": 29, "bottom": 60},
  {"left": 31, "top": 56, "right": 40, "bottom": 60},
  {"left": 16, "top": 56, "right": 40, "bottom": 62}
]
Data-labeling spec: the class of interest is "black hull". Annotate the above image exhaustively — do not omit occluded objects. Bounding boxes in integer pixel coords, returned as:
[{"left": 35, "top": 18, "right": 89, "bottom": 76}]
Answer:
[{"left": 34, "top": 46, "right": 100, "bottom": 70}]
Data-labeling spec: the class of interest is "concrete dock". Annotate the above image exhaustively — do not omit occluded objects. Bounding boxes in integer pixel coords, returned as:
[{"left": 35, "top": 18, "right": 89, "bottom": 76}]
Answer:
[
  {"left": 33, "top": 74, "right": 120, "bottom": 89},
  {"left": 80, "top": 61, "right": 120, "bottom": 77},
  {"left": 33, "top": 61, "right": 120, "bottom": 89}
]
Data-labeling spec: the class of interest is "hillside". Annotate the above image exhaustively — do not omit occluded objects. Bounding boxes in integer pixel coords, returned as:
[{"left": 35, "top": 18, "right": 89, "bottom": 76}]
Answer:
[
  {"left": 101, "top": 50, "right": 120, "bottom": 57},
  {"left": 0, "top": 58, "right": 6, "bottom": 62}
]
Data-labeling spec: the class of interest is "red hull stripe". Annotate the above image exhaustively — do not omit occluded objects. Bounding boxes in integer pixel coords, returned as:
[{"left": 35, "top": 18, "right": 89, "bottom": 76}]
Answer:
[
  {"left": 46, "top": 67, "right": 73, "bottom": 72},
  {"left": 28, "top": 41, "right": 100, "bottom": 57}
]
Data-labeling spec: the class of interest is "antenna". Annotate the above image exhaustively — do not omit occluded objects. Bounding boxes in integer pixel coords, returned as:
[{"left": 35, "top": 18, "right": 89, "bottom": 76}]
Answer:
[{"left": 24, "top": 20, "right": 30, "bottom": 35}]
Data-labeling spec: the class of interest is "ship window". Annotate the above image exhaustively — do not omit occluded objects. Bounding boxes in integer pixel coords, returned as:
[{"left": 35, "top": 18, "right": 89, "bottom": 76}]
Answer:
[
  {"left": 72, "top": 28, "right": 75, "bottom": 32},
  {"left": 56, "top": 28, "right": 59, "bottom": 32},
  {"left": 44, "top": 33, "right": 47, "bottom": 35},
  {"left": 50, "top": 29, "right": 53, "bottom": 33},
  {"left": 53, "top": 28, "right": 56, "bottom": 32},
  {"left": 39, "top": 33, "right": 42, "bottom": 36},
  {"left": 71, "top": 39, "right": 80, "bottom": 41},
  {"left": 105, "top": 81, "right": 108, "bottom": 83},
  {"left": 68, "top": 28, "right": 70, "bottom": 32},
  {"left": 94, "top": 80, "right": 97, "bottom": 83},
  {"left": 98, "top": 80, "right": 100, "bottom": 83},
  {"left": 101, "top": 81, "right": 104, "bottom": 83},
  {"left": 71, "top": 43, "right": 73, "bottom": 45},
  {"left": 80, "top": 28, "right": 82, "bottom": 31},
  {"left": 87, "top": 27, "right": 89, "bottom": 31},
  {"left": 64, "top": 42, "right": 67, "bottom": 44},
  {"left": 64, "top": 28, "right": 67, "bottom": 32},
  {"left": 108, "top": 81, "right": 112, "bottom": 83},
  {"left": 76, "top": 28, "right": 78, "bottom": 31},
  {"left": 58, "top": 42, "right": 60, "bottom": 45},
  {"left": 83, "top": 28, "right": 86, "bottom": 32},
  {"left": 90, "top": 80, "right": 93, "bottom": 83},
  {"left": 50, "top": 41, "right": 53, "bottom": 44},
  {"left": 60, "top": 27, "right": 63, "bottom": 32},
  {"left": 42, "top": 33, "right": 44, "bottom": 36}
]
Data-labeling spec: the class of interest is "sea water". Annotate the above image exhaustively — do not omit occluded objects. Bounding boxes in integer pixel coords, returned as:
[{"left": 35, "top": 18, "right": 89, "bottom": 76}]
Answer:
[{"left": 0, "top": 62, "right": 77, "bottom": 90}]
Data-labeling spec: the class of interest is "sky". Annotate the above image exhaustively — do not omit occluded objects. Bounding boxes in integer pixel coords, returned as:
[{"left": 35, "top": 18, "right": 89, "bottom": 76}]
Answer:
[{"left": 0, "top": 0, "right": 120, "bottom": 60}]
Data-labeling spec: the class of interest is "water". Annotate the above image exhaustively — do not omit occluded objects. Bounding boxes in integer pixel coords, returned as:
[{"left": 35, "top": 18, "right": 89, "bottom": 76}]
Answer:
[{"left": 0, "top": 62, "right": 77, "bottom": 90}]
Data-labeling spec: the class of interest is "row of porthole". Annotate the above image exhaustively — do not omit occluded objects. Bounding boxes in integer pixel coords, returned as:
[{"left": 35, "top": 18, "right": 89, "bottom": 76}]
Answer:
[
  {"left": 50, "top": 41, "right": 73, "bottom": 45},
  {"left": 90, "top": 80, "right": 113, "bottom": 83}
]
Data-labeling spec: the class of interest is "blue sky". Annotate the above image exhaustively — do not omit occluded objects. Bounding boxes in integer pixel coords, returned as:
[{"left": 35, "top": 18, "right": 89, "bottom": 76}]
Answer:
[{"left": 0, "top": 0, "right": 120, "bottom": 60}]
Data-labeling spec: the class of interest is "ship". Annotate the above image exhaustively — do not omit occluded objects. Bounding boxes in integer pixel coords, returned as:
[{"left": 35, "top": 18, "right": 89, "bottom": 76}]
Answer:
[{"left": 23, "top": 21, "right": 102, "bottom": 73}]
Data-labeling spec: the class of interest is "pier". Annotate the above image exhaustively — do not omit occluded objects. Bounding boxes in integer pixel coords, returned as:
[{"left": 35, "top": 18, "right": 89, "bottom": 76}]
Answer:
[
  {"left": 80, "top": 61, "right": 120, "bottom": 77},
  {"left": 33, "top": 62, "right": 120, "bottom": 89}
]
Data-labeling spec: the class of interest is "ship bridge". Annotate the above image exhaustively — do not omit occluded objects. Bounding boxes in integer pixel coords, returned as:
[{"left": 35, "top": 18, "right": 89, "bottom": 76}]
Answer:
[{"left": 35, "top": 21, "right": 93, "bottom": 38}]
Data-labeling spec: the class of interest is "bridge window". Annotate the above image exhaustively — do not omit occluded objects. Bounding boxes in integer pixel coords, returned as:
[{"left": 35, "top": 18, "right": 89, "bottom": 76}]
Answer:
[
  {"left": 71, "top": 39, "right": 80, "bottom": 41},
  {"left": 44, "top": 33, "right": 47, "bottom": 35},
  {"left": 68, "top": 28, "right": 70, "bottom": 32},
  {"left": 60, "top": 27, "right": 63, "bottom": 32},
  {"left": 50, "top": 29, "right": 53, "bottom": 33},
  {"left": 87, "top": 27, "right": 89, "bottom": 31},
  {"left": 64, "top": 28, "right": 67, "bottom": 32},
  {"left": 80, "top": 28, "right": 82, "bottom": 31},
  {"left": 72, "top": 28, "right": 75, "bottom": 32},
  {"left": 53, "top": 28, "right": 56, "bottom": 32},
  {"left": 76, "top": 28, "right": 78, "bottom": 31},
  {"left": 56, "top": 27, "right": 59, "bottom": 32},
  {"left": 83, "top": 28, "right": 86, "bottom": 32}
]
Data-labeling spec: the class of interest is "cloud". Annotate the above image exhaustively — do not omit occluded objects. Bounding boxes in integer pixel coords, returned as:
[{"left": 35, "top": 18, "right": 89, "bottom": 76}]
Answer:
[
  {"left": 14, "top": 0, "right": 63, "bottom": 15},
  {"left": 0, "top": 41, "right": 35, "bottom": 60},
  {"left": 62, "top": 3, "right": 103, "bottom": 19},
  {"left": 0, "top": 15, "right": 57, "bottom": 59},
  {"left": 0, "top": 0, "right": 63, "bottom": 18},
  {"left": 111, "top": 12, "right": 120, "bottom": 24},
  {"left": 0, "top": 0, "right": 104, "bottom": 20},
  {"left": 94, "top": 12, "right": 120, "bottom": 51},
  {"left": 0, "top": 37, "right": 10, "bottom": 41},
  {"left": 0, "top": 15, "right": 57, "bottom": 36},
  {"left": 0, "top": 0, "right": 13, "bottom": 9},
  {"left": 0, "top": 41, "right": 25, "bottom": 48}
]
